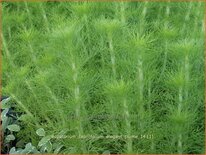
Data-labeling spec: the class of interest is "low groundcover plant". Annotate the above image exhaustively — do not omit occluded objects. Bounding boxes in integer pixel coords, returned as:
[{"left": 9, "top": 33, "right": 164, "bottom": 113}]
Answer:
[{"left": 1, "top": 1, "right": 205, "bottom": 154}]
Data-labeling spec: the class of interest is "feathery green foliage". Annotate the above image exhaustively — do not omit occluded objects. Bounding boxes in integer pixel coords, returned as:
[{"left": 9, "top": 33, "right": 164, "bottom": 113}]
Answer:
[{"left": 2, "top": 1, "right": 205, "bottom": 154}]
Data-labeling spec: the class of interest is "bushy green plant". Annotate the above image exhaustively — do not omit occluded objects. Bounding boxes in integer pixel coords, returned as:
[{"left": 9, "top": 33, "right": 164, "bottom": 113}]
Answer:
[{"left": 1, "top": 1, "right": 205, "bottom": 154}]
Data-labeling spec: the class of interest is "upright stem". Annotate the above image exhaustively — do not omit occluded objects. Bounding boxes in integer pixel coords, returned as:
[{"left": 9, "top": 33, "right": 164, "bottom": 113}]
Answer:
[
  {"left": 184, "top": 55, "right": 189, "bottom": 99},
  {"left": 166, "top": 3, "right": 170, "bottom": 17},
  {"left": 24, "top": 2, "right": 32, "bottom": 26},
  {"left": 148, "top": 81, "right": 155, "bottom": 152},
  {"left": 8, "top": 27, "right": 11, "bottom": 39},
  {"left": 83, "top": 15, "right": 91, "bottom": 46},
  {"left": 138, "top": 57, "right": 144, "bottom": 103},
  {"left": 110, "top": 99, "right": 117, "bottom": 131},
  {"left": 157, "top": 6, "right": 163, "bottom": 21},
  {"left": 177, "top": 86, "right": 183, "bottom": 154},
  {"left": 39, "top": 3, "right": 50, "bottom": 32},
  {"left": 161, "top": 4, "right": 170, "bottom": 76},
  {"left": 137, "top": 55, "right": 144, "bottom": 130},
  {"left": 108, "top": 36, "right": 116, "bottom": 78},
  {"left": 192, "top": 2, "right": 204, "bottom": 33},
  {"left": 177, "top": 133, "right": 183, "bottom": 154},
  {"left": 71, "top": 62, "right": 81, "bottom": 129},
  {"left": 1, "top": 34, "right": 14, "bottom": 67},
  {"left": 139, "top": 1, "right": 148, "bottom": 34},
  {"left": 148, "top": 81, "right": 151, "bottom": 113},
  {"left": 178, "top": 87, "right": 183, "bottom": 114},
  {"left": 161, "top": 41, "right": 168, "bottom": 76},
  {"left": 120, "top": 2, "right": 126, "bottom": 24},
  {"left": 176, "top": 4, "right": 192, "bottom": 154},
  {"left": 71, "top": 61, "right": 85, "bottom": 153},
  {"left": 123, "top": 98, "right": 132, "bottom": 153},
  {"left": 182, "top": 2, "right": 192, "bottom": 32},
  {"left": 142, "top": 1, "right": 148, "bottom": 17}
]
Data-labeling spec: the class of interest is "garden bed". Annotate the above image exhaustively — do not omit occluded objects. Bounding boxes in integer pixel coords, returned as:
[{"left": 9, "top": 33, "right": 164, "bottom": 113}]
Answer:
[{"left": 1, "top": 1, "right": 205, "bottom": 154}]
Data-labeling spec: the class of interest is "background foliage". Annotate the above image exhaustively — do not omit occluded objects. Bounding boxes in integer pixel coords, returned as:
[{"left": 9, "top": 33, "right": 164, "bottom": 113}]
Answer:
[{"left": 1, "top": 1, "right": 205, "bottom": 154}]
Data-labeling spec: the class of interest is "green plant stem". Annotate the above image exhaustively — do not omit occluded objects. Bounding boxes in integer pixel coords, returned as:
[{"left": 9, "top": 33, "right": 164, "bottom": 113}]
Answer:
[
  {"left": 71, "top": 62, "right": 81, "bottom": 131},
  {"left": 148, "top": 81, "right": 155, "bottom": 152},
  {"left": 71, "top": 61, "right": 86, "bottom": 153},
  {"left": 123, "top": 98, "right": 132, "bottom": 153},
  {"left": 142, "top": 1, "right": 148, "bottom": 17},
  {"left": 139, "top": 2, "right": 148, "bottom": 34},
  {"left": 109, "top": 99, "right": 118, "bottom": 134},
  {"left": 178, "top": 86, "right": 183, "bottom": 114},
  {"left": 24, "top": 2, "right": 32, "bottom": 26},
  {"left": 137, "top": 5, "right": 147, "bottom": 131},
  {"left": 177, "top": 85, "right": 183, "bottom": 154},
  {"left": 184, "top": 55, "right": 189, "bottom": 99},
  {"left": 160, "top": 5, "right": 170, "bottom": 77},
  {"left": 108, "top": 36, "right": 116, "bottom": 79},
  {"left": 161, "top": 41, "right": 168, "bottom": 77},
  {"left": 166, "top": 3, "right": 170, "bottom": 17},
  {"left": 137, "top": 55, "right": 144, "bottom": 123},
  {"left": 177, "top": 133, "right": 183, "bottom": 154},
  {"left": 195, "top": 2, "right": 204, "bottom": 33},
  {"left": 120, "top": 2, "right": 126, "bottom": 24},
  {"left": 176, "top": 5, "right": 193, "bottom": 152},
  {"left": 39, "top": 3, "right": 50, "bottom": 32},
  {"left": 191, "top": 2, "right": 203, "bottom": 36},
  {"left": 2, "top": 34, "right": 14, "bottom": 67},
  {"left": 182, "top": 2, "right": 192, "bottom": 31},
  {"left": 84, "top": 15, "right": 91, "bottom": 46},
  {"left": 157, "top": 6, "right": 163, "bottom": 21},
  {"left": 138, "top": 57, "right": 144, "bottom": 102},
  {"left": 136, "top": 55, "right": 144, "bottom": 133},
  {"left": 148, "top": 81, "right": 151, "bottom": 113},
  {"left": 8, "top": 27, "right": 11, "bottom": 40},
  {"left": 176, "top": 4, "right": 192, "bottom": 153}
]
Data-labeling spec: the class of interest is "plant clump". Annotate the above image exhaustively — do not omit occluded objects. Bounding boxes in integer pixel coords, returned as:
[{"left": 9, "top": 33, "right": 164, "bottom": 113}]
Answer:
[{"left": 1, "top": 1, "right": 205, "bottom": 154}]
